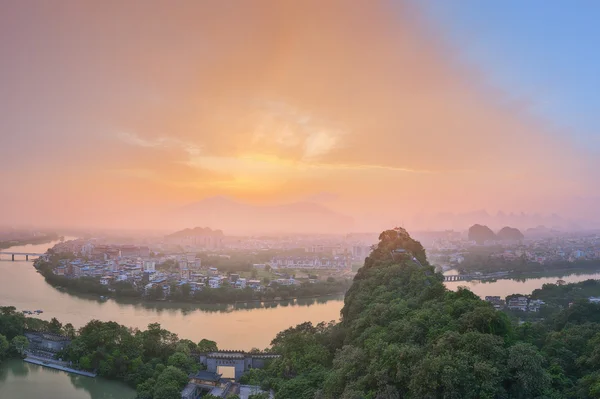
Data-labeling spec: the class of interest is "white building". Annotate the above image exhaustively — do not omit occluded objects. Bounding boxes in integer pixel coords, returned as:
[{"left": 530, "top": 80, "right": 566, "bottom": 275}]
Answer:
[
  {"left": 236, "top": 278, "right": 247, "bottom": 289},
  {"left": 143, "top": 260, "right": 156, "bottom": 272},
  {"left": 100, "top": 276, "right": 113, "bottom": 286},
  {"left": 208, "top": 277, "right": 221, "bottom": 289}
]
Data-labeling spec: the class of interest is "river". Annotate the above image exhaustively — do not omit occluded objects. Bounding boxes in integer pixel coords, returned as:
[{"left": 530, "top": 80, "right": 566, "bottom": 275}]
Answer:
[
  {"left": 3, "top": 239, "right": 600, "bottom": 349},
  {"left": 0, "top": 359, "right": 135, "bottom": 399},
  {"left": 4, "top": 239, "right": 600, "bottom": 349},
  {"left": 443, "top": 269, "right": 600, "bottom": 297},
  {"left": 0, "top": 239, "right": 344, "bottom": 350},
  {"left": 3, "top": 239, "right": 600, "bottom": 397}
]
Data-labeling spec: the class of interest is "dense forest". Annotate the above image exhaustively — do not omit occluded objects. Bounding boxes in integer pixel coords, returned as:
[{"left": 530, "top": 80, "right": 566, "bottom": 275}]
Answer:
[
  {"left": 4, "top": 228, "right": 600, "bottom": 398},
  {"left": 240, "top": 229, "right": 600, "bottom": 398}
]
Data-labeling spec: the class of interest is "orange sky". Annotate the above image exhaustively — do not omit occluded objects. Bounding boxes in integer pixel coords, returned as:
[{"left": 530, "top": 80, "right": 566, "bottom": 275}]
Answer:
[{"left": 0, "top": 1, "right": 596, "bottom": 232}]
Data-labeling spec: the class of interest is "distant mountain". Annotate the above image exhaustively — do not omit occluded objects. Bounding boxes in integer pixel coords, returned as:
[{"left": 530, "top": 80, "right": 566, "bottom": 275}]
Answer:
[
  {"left": 418, "top": 210, "right": 580, "bottom": 231},
  {"left": 166, "top": 227, "right": 223, "bottom": 238},
  {"left": 170, "top": 196, "right": 354, "bottom": 234},
  {"left": 468, "top": 224, "right": 496, "bottom": 244},
  {"left": 496, "top": 226, "right": 524, "bottom": 241}
]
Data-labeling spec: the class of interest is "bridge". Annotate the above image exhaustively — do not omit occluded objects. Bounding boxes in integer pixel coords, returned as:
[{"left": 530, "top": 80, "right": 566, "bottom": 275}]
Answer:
[
  {"left": 0, "top": 252, "right": 45, "bottom": 261},
  {"left": 444, "top": 272, "right": 509, "bottom": 282},
  {"left": 443, "top": 274, "right": 472, "bottom": 282}
]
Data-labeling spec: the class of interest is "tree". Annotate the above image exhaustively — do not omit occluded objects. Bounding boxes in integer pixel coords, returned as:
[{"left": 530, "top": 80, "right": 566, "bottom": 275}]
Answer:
[
  {"left": 11, "top": 335, "right": 29, "bottom": 356},
  {"left": 506, "top": 343, "right": 551, "bottom": 398},
  {"left": 180, "top": 283, "right": 191, "bottom": 298},
  {"left": 167, "top": 351, "right": 195, "bottom": 373},
  {"left": 48, "top": 317, "right": 63, "bottom": 334},
  {"left": 63, "top": 323, "right": 76, "bottom": 339},
  {"left": 0, "top": 334, "right": 9, "bottom": 359},
  {"left": 155, "top": 366, "right": 188, "bottom": 391},
  {"left": 153, "top": 383, "right": 182, "bottom": 399},
  {"left": 197, "top": 339, "right": 218, "bottom": 353}
]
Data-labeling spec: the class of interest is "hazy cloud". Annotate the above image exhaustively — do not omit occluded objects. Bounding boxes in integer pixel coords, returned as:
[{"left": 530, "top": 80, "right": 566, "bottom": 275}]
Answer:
[{"left": 0, "top": 0, "right": 596, "bottom": 230}]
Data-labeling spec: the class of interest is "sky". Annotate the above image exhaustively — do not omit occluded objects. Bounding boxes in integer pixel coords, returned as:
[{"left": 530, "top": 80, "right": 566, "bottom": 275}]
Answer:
[{"left": 0, "top": 0, "right": 598, "bottom": 232}]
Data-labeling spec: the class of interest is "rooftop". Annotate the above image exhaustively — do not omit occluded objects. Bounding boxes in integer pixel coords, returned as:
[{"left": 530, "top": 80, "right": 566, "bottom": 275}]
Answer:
[{"left": 191, "top": 370, "right": 221, "bottom": 382}]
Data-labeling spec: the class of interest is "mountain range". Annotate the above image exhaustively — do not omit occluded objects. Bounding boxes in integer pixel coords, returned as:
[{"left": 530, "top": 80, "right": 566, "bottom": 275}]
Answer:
[{"left": 169, "top": 196, "right": 355, "bottom": 234}]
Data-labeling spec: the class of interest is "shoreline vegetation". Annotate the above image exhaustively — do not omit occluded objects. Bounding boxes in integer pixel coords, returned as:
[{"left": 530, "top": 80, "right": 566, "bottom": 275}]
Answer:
[
  {"left": 33, "top": 255, "right": 352, "bottom": 307},
  {"left": 0, "top": 233, "right": 60, "bottom": 250}
]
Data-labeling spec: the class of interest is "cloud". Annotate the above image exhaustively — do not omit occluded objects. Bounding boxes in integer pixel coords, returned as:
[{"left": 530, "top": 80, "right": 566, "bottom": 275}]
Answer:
[
  {"left": 116, "top": 131, "right": 201, "bottom": 156},
  {"left": 304, "top": 130, "right": 340, "bottom": 159},
  {"left": 0, "top": 0, "right": 596, "bottom": 229}
]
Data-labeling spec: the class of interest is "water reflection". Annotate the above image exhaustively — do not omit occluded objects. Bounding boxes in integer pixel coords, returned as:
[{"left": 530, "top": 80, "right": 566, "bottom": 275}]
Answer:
[
  {"left": 48, "top": 283, "right": 342, "bottom": 315},
  {"left": 0, "top": 360, "right": 135, "bottom": 399},
  {"left": 444, "top": 269, "right": 600, "bottom": 298},
  {"left": 0, "top": 240, "right": 345, "bottom": 349}
]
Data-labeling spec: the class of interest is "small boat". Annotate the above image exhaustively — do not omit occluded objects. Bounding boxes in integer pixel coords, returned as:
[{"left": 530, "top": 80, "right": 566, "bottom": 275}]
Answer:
[{"left": 35, "top": 310, "right": 43, "bottom": 314}]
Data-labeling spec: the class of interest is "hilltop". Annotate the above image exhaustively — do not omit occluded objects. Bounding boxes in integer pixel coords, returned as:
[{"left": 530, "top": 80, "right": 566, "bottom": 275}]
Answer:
[{"left": 241, "top": 228, "right": 600, "bottom": 398}]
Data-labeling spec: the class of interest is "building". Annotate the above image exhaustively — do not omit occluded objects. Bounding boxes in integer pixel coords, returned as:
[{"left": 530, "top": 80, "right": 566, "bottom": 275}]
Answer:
[
  {"left": 120, "top": 245, "right": 149, "bottom": 258},
  {"left": 25, "top": 332, "right": 71, "bottom": 354},
  {"left": 208, "top": 277, "right": 221, "bottom": 289},
  {"left": 270, "top": 256, "right": 350, "bottom": 270},
  {"left": 100, "top": 276, "right": 113, "bottom": 285},
  {"left": 528, "top": 299, "right": 545, "bottom": 312},
  {"left": 143, "top": 260, "right": 156, "bottom": 272},
  {"left": 80, "top": 242, "right": 95, "bottom": 256},
  {"left": 507, "top": 296, "right": 528, "bottom": 312},
  {"left": 180, "top": 268, "right": 191, "bottom": 280},
  {"left": 352, "top": 245, "right": 372, "bottom": 261},
  {"left": 71, "top": 264, "right": 82, "bottom": 277},
  {"left": 190, "top": 370, "right": 222, "bottom": 387},
  {"left": 235, "top": 278, "right": 247, "bottom": 289},
  {"left": 247, "top": 280, "right": 262, "bottom": 290},
  {"left": 484, "top": 296, "right": 505, "bottom": 310},
  {"left": 181, "top": 370, "right": 225, "bottom": 399},
  {"left": 197, "top": 351, "right": 281, "bottom": 381}
]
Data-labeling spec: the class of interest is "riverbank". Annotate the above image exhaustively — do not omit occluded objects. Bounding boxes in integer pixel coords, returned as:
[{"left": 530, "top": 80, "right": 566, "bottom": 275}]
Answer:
[{"left": 23, "top": 356, "right": 97, "bottom": 377}]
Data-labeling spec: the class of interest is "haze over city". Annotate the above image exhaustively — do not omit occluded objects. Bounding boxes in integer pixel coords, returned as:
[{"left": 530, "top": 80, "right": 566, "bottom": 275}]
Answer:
[{"left": 1, "top": 0, "right": 599, "bottom": 233}]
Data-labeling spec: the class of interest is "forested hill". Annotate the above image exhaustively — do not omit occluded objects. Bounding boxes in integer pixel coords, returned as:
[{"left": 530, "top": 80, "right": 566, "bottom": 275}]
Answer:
[{"left": 243, "top": 228, "right": 600, "bottom": 398}]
